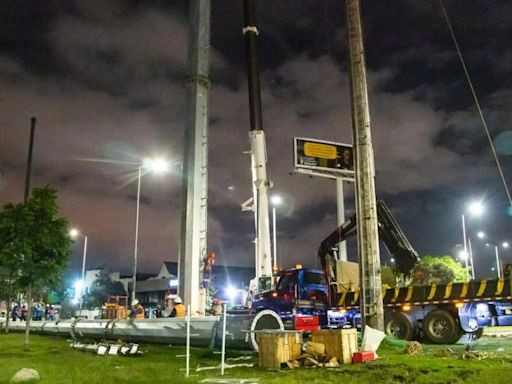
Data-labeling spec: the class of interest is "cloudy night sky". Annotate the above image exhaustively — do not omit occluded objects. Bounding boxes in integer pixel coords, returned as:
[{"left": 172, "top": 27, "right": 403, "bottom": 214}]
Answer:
[{"left": 1, "top": 1, "right": 512, "bottom": 280}]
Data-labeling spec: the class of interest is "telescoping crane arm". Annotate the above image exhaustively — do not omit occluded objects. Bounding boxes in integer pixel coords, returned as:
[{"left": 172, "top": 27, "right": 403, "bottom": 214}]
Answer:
[{"left": 318, "top": 200, "right": 419, "bottom": 275}]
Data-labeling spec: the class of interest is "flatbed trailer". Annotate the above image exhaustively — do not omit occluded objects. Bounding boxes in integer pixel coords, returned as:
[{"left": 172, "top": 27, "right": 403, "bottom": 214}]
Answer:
[{"left": 336, "top": 278, "right": 512, "bottom": 343}]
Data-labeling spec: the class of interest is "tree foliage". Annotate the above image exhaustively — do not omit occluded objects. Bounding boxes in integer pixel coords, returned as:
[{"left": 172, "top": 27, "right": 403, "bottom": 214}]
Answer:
[
  {"left": 411, "top": 255, "right": 467, "bottom": 286},
  {"left": 0, "top": 187, "right": 72, "bottom": 348},
  {"left": 83, "top": 269, "right": 127, "bottom": 309}
]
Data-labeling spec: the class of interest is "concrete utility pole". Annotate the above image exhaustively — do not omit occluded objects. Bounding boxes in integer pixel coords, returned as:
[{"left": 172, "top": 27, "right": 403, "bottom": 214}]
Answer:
[
  {"left": 178, "top": 0, "right": 210, "bottom": 315},
  {"left": 336, "top": 178, "right": 348, "bottom": 261},
  {"left": 345, "top": 0, "right": 384, "bottom": 331}
]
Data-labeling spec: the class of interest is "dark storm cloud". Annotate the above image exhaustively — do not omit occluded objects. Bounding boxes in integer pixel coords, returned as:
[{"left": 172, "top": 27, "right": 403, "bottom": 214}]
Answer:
[{"left": 1, "top": 0, "right": 512, "bottom": 276}]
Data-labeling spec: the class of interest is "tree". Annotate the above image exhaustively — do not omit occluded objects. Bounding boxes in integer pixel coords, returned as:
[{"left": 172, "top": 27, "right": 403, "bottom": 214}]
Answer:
[
  {"left": 0, "top": 187, "right": 72, "bottom": 350},
  {"left": 82, "top": 269, "right": 127, "bottom": 309},
  {"left": 411, "top": 255, "right": 467, "bottom": 286}
]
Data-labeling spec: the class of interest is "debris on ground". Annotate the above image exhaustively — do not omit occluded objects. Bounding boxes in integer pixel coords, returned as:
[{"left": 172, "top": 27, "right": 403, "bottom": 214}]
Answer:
[
  {"left": 195, "top": 363, "right": 255, "bottom": 372},
  {"left": 462, "top": 345, "right": 490, "bottom": 360},
  {"left": 70, "top": 341, "right": 141, "bottom": 356},
  {"left": 226, "top": 356, "right": 253, "bottom": 362},
  {"left": 434, "top": 347, "right": 456, "bottom": 358},
  {"left": 10, "top": 368, "right": 40, "bottom": 383},
  {"left": 361, "top": 326, "right": 386, "bottom": 358},
  {"left": 404, "top": 341, "right": 423, "bottom": 355}
]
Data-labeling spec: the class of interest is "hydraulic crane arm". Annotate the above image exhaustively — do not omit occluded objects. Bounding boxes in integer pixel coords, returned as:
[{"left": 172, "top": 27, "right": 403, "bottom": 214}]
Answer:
[{"left": 318, "top": 200, "right": 419, "bottom": 275}]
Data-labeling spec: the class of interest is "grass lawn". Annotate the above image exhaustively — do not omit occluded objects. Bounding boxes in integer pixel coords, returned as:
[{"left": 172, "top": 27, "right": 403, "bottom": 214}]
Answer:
[{"left": 1, "top": 332, "right": 512, "bottom": 383}]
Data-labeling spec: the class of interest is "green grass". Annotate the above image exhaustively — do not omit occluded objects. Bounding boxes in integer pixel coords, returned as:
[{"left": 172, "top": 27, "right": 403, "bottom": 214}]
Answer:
[{"left": 1, "top": 332, "right": 512, "bottom": 383}]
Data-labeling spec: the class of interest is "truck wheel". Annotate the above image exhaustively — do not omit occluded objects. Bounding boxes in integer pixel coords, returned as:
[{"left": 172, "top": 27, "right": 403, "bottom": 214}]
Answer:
[
  {"left": 249, "top": 310, "right": 284, "bottom": 352},
  {"left": 422, "top": 310, "right": 460, "bottom": 344},
  {"left": 384, "top": 311, "right": 416, "bottom": 340}
]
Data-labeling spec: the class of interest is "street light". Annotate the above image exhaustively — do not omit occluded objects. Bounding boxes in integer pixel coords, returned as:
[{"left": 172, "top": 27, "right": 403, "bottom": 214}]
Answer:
[
  {"left": 270, "top": 195, "right": 282, "bottom": 271},
  {"left": 485, "top": 242, "right": 508, "bottom": 278},
  {"left": 132, "top": 157, "right": 170, "bottom": 304},
  {"left": 461, "top": 200, "right": 484, "bottom": 280},
  {"left": 70, "top": 228, "right": 88, "bottom": 318}
]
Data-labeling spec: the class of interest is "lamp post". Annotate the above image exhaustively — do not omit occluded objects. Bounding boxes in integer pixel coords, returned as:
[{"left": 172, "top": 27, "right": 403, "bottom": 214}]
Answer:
[
  {"left": 484, "top": 241, "right": 508, "bottom": 278},
  {"left": 461, "top": 200, "right": 484, "bottom": 280},
  {"left": 131, "top": 158, "right": 170, "bottom": 304},
  {"left": 70, "top": 228, "right": 88, "bottom": 318},
  {"left": 270, "top": 195, "right": 282, "bottom": 271}
]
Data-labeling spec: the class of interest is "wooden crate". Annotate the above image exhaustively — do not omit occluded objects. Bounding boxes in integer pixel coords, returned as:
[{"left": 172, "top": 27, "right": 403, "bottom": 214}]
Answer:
[
  {"left": 258, "top": 331, "right": 303, "bottom": 368},
  {"left": 311, "top": 328, "right": 358, "bottom": 364}
]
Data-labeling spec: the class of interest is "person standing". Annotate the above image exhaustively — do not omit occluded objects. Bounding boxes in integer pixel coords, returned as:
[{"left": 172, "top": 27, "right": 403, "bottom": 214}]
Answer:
[
  {"left": 130, "top": 299, "right": 145, "bottom": 319},
  {"left": 171, "top": 297, "right": 186, "bottom": 318},
  {"left": 161, "top": 294, "right": 176, "bottom": 318}
]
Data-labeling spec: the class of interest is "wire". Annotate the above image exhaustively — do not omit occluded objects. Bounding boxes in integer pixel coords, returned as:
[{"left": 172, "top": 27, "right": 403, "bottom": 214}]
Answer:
[{"left": 439, "top": 0, "right": 512, "bottom": 207}]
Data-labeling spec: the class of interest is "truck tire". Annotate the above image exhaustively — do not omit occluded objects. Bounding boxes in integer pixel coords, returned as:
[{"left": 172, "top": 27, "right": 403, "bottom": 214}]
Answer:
[
  {"left": 249, "top": 309, "right": 284, "bottom": 352},
  {"left": 422, "top": 310, "right": 460, "bottom": 344},
  {"left": 384, "top": 311, "right": 416, "bottom": 340}
]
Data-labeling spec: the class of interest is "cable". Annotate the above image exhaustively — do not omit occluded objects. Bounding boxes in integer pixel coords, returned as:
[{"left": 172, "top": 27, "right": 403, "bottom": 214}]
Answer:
[{"left": 439, "top": 0, "right": 512, "bottom": 207}]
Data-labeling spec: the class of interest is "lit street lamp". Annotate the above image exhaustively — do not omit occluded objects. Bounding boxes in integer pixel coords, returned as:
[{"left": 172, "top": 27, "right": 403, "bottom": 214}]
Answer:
[
  {"left": 70, "top": 228, "right": 88, "bottom": 318},
  {"left": 270, "top": 195, "right": 282, "bottom": 271},
  {"left": 461, "top": 200, "right": 484, "bottom": 280},
  {"left": 132, "top": 157, "right": 170, "bottom": 304}
]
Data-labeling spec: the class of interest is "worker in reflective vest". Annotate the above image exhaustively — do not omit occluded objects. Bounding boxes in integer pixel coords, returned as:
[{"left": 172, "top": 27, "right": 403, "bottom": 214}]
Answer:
[
  {"left": 172, "top": 297, "right": 186, "bottom": 318},
  {"left": 131, "top": 299, "right": 145, "bottom": 319}
]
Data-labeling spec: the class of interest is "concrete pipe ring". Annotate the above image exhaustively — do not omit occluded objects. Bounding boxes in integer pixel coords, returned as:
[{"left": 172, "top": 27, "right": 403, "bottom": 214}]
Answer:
[{"left": 249, "top": 309, "right": 284, "bottom": 352}]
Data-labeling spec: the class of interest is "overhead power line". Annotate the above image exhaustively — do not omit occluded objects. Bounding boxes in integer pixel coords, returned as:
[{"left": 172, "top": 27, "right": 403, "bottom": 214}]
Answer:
[{"left": 439, "top": 0, "right": 512, "bottom": 207}]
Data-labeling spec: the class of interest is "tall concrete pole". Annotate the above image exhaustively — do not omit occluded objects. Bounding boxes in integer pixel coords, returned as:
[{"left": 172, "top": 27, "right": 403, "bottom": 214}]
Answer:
[
  {"left": 345, "top": 0, "right": 384, "bottom": 331},
  {"left": 178, "top": 0, "right": 210, "bottom": 315},
  {"left": 336, "top": 178, "right": 347, "bottom": 261}
]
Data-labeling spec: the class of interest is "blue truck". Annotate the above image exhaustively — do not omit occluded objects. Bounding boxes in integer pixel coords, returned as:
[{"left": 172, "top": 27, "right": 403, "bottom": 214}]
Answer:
[{"left": 252, "top": 201, "right": 512, "bottom": 343}]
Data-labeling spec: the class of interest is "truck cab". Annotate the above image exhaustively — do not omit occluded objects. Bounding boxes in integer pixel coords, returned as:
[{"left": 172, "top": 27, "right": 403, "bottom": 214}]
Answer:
[{"left": 252, "top": 267, "right": 328, "bottom": 324}]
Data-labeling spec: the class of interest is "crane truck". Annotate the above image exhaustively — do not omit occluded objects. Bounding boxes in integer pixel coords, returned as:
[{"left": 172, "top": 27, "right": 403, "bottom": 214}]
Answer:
[{"left": 251, "top": 201, "right": 512, "bottom": 344}]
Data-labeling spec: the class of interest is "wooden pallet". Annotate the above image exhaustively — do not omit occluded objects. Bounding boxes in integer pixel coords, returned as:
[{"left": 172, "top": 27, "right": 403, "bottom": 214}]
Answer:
[
  {"left": 311, "top": 328, "right": 358, "bottom": 364},
  {"left": 257, "top": 331, "right": 303, "bottom": 369}
]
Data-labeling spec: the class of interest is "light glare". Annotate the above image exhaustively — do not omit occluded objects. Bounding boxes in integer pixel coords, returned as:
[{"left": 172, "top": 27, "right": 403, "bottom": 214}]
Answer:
[
  {"left": 143, "top": 157, "right": 170, "bottom": 174},
  {"left": 467, "top": 201, "right": 484, "bottom": 217},
  {"left": 477, "top": 231, "right": 485, "bottom": 239},
  {"left": 70, "top": 228, "right": 79, "bottom": 238},
  {"left": 271, "top": 195, "right": 283, "bottom": 206}
]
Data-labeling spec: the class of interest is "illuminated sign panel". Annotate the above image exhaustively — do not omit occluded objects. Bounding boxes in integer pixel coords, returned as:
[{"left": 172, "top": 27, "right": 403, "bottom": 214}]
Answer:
[{"left": 294, "top": 137, "right": 354, "bottom": 176}]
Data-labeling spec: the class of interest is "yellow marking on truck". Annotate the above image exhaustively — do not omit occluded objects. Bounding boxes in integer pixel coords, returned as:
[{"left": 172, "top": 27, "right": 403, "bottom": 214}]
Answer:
[
  {"left": 476, "top": 280, "right": 487, "bottom": 297},
  {"left": 405, "top": 287, "right": 413, "bottom": 302},
  {"left": 460, "top": 282, "right": 468, "bottom": 298},
  {"left": 351, "top": 291, "right": 360, "bottom": 305},
  {"left": 427, "top": 284, "right": 437, "bottom": 300},
  {"left": 337, "top": 291, "right": 348, "bottom": 306},
  {"left": 496, "top": 278, "right": 504, "bottom": 296},
  {"left": 391, "top": 287, "right": 400, "bottom": 302},
  {"left": 444, "top": 283, "right": 453, "bottom": 299}
]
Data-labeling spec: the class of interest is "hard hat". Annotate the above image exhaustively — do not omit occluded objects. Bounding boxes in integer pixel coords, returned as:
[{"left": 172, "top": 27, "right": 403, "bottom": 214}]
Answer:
[
  {"left": 174, "top": 297, "right": 182, "bottom": 304},
  {"left": 131, "top": 299, "right": 139, "bottom": 306},
  {"left": 214, "top": 299, "right": 222, "bottom": 305},
  {"left": 166, "top": 294, "right": 177, "bottom": 300}
]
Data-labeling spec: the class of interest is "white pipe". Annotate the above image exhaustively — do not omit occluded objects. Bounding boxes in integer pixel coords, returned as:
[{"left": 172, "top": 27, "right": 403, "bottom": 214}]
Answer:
[
  {"left": 186, "top": 305, "right": 191, "bottom": 378},
  {"left": 221, "top": 304, "right": 227, "bottom": 375}
]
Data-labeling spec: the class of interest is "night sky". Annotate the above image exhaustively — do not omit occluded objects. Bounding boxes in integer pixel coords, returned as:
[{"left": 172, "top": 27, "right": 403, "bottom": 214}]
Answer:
[{"left": 1, "top": 1, "right": 512, "bottom": 280}]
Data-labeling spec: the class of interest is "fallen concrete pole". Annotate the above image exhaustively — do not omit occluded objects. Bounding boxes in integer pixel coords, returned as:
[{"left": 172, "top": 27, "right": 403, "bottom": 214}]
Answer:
[{"left": 0, "top": 313, "right": 279, "bottom": 350}]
